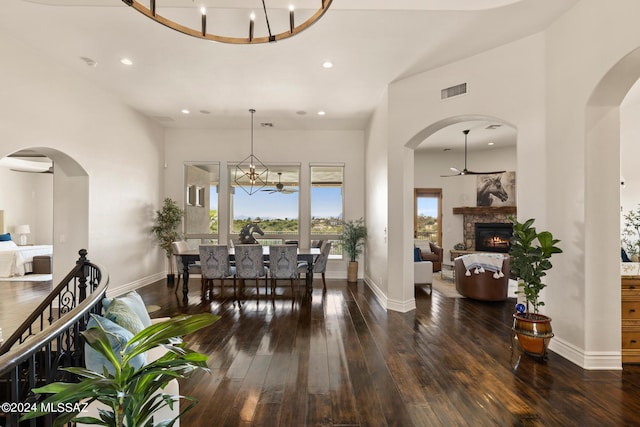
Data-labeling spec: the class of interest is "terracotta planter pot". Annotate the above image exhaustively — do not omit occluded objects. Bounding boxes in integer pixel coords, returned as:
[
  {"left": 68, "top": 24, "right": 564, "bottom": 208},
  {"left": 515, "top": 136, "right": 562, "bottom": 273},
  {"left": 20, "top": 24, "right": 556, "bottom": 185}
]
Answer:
[
  {"left": 512, "top": 313, "right": 554, "bottom": 357},
  {"left": 347, "top": 261, "right": 358, "bottom": 282}
]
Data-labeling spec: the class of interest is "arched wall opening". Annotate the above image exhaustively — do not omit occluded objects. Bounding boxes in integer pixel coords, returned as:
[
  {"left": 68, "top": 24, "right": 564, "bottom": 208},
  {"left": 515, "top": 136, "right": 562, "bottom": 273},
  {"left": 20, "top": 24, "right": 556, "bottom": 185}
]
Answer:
[
  {"left": 584, "top": 47, "right": 640, "bottom": 365},
  {"left": 1, "top": 147, "right": 89, "bottom": 284},
  {"left": 405, "top": 114, "right": 518, "bottom": 299}
]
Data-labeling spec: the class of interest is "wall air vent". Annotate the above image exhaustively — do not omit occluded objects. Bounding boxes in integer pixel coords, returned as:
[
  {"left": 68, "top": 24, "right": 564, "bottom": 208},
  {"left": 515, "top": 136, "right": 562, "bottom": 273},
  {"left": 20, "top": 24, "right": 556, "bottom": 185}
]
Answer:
[{"left": 441, "top": 83, "right": 467, "bottom": 100}]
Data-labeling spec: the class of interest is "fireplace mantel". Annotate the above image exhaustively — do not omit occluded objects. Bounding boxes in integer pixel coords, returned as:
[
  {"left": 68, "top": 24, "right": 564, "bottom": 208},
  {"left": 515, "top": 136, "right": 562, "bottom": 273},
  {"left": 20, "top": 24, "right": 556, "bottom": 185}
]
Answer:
[{"left": 453, "top": 206, "right": 517, "bottom": 215}]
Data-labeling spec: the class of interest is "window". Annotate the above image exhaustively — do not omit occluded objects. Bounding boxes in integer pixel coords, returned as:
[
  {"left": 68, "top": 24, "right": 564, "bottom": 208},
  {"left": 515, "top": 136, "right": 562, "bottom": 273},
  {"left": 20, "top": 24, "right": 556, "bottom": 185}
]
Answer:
[
  {"left": 229, "top": 165, "right": 299, "bottom": 244},
  {"left": 414, "top": 188, "right": 442, "bottom": 246},
  {"left": 311, "top": 165, "right": 343, "bottom": 257},
  {"left": 184, "top": 163, "right": 219, "bottom": 244}
]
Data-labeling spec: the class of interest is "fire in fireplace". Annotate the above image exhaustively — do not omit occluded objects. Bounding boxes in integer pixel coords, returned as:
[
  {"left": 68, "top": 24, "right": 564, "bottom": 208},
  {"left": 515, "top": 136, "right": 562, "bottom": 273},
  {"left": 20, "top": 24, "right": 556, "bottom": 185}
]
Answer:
[{"left": 475, "top": 222, "right": 513, "bottom": 253}]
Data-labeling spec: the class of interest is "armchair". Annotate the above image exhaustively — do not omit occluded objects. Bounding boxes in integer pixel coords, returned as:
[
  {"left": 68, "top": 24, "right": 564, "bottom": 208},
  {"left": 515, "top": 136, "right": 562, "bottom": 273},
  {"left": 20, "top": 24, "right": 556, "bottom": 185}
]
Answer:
[{"left": 414, "top": 240, "right": 443, "bottom": 272}]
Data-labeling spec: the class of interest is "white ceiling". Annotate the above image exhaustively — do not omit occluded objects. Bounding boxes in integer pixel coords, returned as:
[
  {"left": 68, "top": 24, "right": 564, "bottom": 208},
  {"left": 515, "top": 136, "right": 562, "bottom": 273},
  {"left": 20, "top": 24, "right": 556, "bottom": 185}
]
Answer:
[{"left": 1, "top": 0, "right": 577, "bottom": 150}]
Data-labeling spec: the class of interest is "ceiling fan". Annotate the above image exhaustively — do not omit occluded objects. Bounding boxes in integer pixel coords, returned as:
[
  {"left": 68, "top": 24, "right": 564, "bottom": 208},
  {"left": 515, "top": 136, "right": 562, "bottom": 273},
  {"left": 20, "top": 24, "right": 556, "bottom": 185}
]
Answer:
[
  {"left": 441, "top": 129, "right": 506, "bottom": 177},
  {"left": 261, "top": 172, "right": 298, "bottom": 194}
]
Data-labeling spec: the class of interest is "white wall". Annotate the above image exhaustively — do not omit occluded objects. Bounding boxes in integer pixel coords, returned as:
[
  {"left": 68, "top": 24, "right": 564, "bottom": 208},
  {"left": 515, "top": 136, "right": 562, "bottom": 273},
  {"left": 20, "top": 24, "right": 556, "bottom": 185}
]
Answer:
[
  {"left": 620, "top": 91, "right": 640, "bottom": 220},
  {"left": 163, "top": 128, "right": 365, "bottom": 279},
  {"left": 0, "top": 29, "right": 165, "bottom": 292},
  {"left": 543, "top": 0, "right": 640, "bottom": 369},
  {"left": 414, "top": 145, "right": 517, "bottom": 256},
  {"left": 380, "top": 33, "right": 546, "bottom": 317},
  {"left": 367, "top": 0, "right": 640, "bottom": 369},
  {"left": 0, "top": 167, "right": 52, "bottom": 244},
  {"left": 364, "top": 90, "right": 390, "bottom": 305}
]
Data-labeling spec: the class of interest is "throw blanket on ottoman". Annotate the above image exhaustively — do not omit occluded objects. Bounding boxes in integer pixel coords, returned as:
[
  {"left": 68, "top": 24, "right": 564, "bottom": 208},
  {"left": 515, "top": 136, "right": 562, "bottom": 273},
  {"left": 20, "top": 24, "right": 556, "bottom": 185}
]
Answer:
[{"left": 458, "top": 253, "right": 506, "bottom": 279}]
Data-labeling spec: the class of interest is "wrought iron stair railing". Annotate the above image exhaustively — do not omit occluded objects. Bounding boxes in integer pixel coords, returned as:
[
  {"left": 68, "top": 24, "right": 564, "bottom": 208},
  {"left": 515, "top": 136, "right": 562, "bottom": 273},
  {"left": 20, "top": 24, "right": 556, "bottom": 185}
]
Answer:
[{"left": 0, "top": 249, "right": 108, "bottom": 427}]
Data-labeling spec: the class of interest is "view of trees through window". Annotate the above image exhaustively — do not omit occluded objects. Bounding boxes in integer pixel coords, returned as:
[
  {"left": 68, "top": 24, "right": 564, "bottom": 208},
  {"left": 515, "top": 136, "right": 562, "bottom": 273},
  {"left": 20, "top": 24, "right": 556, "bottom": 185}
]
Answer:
[
  {"left": 230, "top": 167, "right": 300, "bottom": 236},
  {"left": 311, "top": 166, "right": 344, "bottom": 235},
  {"left": 415, "top": 189, "right": 441, "bottom": 245}
]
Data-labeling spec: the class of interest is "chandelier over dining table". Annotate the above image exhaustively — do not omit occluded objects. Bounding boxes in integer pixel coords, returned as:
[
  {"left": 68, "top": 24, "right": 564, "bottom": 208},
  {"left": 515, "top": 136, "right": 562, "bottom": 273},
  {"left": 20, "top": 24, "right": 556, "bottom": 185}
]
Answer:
[{"left": 121, "top": 0, "right": 334, "bottom": 44}]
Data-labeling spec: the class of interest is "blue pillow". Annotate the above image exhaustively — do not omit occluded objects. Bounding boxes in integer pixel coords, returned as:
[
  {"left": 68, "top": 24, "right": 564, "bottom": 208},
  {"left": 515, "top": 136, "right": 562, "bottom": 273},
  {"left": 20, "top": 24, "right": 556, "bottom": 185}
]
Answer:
[
  {"left": 103, "top": 290, "right": 151, "bottom": 328},
  {"left": 104, "top": 299, "right": 146, "bottom": 335},
  {"left": 0, "top": 233, "right": 11, "bottom": 241},
  {"left": 84, "top": 315, "right": 146, "bottom": 375},
  {"left": 414, "top": 247, "right": 422, "bottom": 262}
]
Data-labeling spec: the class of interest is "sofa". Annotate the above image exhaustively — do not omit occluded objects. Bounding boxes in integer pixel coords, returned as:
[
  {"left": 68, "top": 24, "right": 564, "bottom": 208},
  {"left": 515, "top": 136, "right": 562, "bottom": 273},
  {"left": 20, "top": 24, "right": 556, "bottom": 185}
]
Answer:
[
  {"left": 414, "top": 240, "right": 443, "bottom": 272},
  {"left": 78, "top": 291, "right": 180, "bottom": 426},
  {"left": 454, "top": 255, "right": 510, "bottom": 301}
]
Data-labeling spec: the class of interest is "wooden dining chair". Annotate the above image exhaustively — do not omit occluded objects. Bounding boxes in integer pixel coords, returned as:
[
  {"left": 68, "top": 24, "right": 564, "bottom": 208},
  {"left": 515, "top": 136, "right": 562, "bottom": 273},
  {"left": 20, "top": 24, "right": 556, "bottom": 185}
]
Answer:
[
  {"left": 199, "top": 245, "right": 236, "bottom": 299},
  {"left": 269, "top": 244, "right": 300, "bottom": 298},
  {"left": 234, "top": 244, "right": 268, "bottom": 300}
]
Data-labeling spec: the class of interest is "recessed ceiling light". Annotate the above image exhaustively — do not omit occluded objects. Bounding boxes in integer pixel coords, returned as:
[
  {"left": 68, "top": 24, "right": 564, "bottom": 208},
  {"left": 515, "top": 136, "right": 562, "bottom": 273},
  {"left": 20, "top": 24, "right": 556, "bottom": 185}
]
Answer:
[
  {"left": 261, "top": 122, "right": 274, "bottom": 128},
  {"left": 181, "top": 109, "right": 190, "bottom": 114},
  {"left": 488, "top": 142, "right": 495, "bottom": 146},
  {"left": 296, "top": 110, "right": 307, "bottom": 116},
  {"left": 200, "top": 110, "right": 211, "bottom": 114},
  {"left": 317, "top": 111, "right": 326, "bottom": 116},
  {"left": 120, "top": 58, "right": 133, "bottom": 66},
  {"left": 322, "top": 61, "right": 334, "bottom": 69}
]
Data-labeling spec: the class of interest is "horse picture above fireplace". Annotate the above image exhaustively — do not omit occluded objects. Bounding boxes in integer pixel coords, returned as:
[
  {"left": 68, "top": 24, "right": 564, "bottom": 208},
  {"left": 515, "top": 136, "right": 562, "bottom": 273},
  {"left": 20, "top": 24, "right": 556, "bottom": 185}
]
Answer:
[
  {"left": 477, "top": 171, "right": 516, "bottom": 207},
  {"left": 475, "top": 222, "right": 513, "bottom": 253}
]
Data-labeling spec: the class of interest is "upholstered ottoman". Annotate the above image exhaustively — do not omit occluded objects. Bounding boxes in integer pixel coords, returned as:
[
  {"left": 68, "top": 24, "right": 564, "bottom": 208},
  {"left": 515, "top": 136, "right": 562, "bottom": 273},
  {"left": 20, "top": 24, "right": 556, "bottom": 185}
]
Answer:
[{"left": 32, "top": 255, "right": 52, "bottom": 274}]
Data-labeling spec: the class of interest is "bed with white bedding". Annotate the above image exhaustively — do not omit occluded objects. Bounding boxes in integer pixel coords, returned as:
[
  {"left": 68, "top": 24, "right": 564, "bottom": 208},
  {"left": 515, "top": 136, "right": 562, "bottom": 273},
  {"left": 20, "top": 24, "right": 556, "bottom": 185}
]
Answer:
[{"left": 0, "top": 241, "right": 53, "bottom": 278}]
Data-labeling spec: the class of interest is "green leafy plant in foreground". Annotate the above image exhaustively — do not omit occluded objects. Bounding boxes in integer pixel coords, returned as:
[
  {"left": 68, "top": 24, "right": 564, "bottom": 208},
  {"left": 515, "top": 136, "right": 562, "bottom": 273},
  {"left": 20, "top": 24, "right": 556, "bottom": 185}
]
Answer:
[{"left": 20, "top": 313, "right": 219, "bottom": 427}]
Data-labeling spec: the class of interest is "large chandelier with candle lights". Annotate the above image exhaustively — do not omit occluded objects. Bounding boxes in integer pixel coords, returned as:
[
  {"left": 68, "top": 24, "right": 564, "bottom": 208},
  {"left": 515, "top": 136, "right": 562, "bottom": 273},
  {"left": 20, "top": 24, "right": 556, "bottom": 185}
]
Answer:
[{"left": 121, "top": 0, "right": 333, "bottom": 44}]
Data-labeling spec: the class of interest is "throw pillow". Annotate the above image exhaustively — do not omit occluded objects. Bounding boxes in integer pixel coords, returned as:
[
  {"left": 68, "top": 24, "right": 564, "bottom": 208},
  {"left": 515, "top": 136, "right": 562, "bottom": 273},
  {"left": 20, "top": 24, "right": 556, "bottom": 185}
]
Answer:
[
  {"left": 414, "top": 240, "right": 431, "bottom": 254},
  {"left": 103, "top": 290, "right": 152, "bottom": 328},
  {"left": 414, "top": 247, "right": 422, "bottom": 262},
  {"left": 0, "top": 233, "right": 11, "bottom": 241},
  {"left": 84, "top": 315, "right": 146, "bottom": 375},
  {"left": 104, "top": 298, "right": 146, "bottom": 335},
  {"left": 0, "top": 241, "right": 18, "bottom": 249}
]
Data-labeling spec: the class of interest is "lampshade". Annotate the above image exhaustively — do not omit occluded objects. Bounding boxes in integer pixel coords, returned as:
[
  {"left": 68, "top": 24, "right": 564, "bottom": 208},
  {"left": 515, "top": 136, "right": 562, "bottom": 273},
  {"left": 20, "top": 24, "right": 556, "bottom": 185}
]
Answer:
[
  {"left": 15, "top": 224, "right": 30, "bottom": 245},
  {"left": 15, "top": 224, "right": 30, "bottom": 235}
]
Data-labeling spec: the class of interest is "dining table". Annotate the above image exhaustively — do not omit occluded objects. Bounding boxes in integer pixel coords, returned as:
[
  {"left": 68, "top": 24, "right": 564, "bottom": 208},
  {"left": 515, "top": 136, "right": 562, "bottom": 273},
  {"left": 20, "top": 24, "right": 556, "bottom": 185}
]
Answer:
[{"left": 178, "top": 246, "right": 321, "bottom": 301}]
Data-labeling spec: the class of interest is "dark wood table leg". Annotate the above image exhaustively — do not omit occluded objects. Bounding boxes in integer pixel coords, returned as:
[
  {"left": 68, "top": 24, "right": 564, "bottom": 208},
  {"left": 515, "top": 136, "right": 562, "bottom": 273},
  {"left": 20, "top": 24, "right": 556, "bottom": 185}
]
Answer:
[{"left": 183, "top": 264, "right": 190, "bottom": 302}]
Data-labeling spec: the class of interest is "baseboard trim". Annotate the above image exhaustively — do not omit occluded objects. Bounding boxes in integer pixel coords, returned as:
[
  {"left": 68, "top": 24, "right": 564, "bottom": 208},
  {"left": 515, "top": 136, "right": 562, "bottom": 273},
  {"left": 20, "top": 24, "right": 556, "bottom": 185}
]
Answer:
[
  {"left": 363, "top": 276, "right": 388, "bottom": 310},
  {"left": 107, "top": 272, "right": 166, "bottom": 298},
  {"left": 549, "top": 337, "right": 622, "bottom": 370}
]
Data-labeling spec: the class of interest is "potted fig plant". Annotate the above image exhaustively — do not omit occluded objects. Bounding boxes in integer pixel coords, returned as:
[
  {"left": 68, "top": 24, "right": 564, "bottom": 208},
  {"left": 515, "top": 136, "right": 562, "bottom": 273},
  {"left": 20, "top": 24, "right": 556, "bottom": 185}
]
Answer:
[
  {"left": 509, "top": 216, "right": 562, "bottom": 358},
  {"left": 339, "top": 218, "right": 367, "bottom": 282},
  {"left": 151, "top": 197, "right": 184, "bottom": 284}
]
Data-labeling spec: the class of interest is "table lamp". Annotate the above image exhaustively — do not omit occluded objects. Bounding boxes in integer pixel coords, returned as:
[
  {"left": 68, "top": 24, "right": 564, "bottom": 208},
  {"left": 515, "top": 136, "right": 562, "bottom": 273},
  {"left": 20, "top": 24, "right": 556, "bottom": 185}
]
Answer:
[{"left": 15, "top": 224, "right": 30, "bottom": 245}]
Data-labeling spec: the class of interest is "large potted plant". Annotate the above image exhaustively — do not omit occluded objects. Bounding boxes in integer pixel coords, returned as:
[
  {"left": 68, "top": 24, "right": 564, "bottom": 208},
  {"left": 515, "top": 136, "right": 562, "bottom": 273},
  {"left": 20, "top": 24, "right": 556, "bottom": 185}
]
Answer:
[
  {"left": 21, "top": 313, "right": 218, "bottom": 427},
  {"left": 151, "top": 197, "right": 184, "bottom": 284},
  {"left": 339, "top": 218, "right": 367, "bottom": 282},
  {"left": 509, "top": 216, "right": 562, "bottom": 358}
]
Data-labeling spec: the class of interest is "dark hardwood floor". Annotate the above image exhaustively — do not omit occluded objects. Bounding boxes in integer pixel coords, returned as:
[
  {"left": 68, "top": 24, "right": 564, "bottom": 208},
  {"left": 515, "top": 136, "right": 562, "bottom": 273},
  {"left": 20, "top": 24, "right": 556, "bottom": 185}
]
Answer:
[
  {"left": 130, "top": 278, "right": 640, "bottom": 427},
  {"left": 2, "top": 276, "right": 639, "bottom": 425}
]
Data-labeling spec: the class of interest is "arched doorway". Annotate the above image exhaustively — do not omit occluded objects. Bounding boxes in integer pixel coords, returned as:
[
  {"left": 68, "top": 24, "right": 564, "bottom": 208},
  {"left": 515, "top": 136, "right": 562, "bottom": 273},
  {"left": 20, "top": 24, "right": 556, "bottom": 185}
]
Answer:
[
  {"left": 0, "top": 147, "right": 89, "bottom": 284},
  {"left": 585, "top": 48, "right": 640, "bottom": 368}
]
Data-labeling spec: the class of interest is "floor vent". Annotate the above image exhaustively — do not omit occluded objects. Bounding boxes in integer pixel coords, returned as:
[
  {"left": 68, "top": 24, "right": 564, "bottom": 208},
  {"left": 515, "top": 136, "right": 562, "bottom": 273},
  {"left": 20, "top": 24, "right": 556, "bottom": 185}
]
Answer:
[{"left": 441, "top": 83, "right": 467, "bottom": 100}]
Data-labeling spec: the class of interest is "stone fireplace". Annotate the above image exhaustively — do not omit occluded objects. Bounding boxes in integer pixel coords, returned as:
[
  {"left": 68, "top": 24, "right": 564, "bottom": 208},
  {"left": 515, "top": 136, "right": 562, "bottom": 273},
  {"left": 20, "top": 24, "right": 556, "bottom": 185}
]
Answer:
[
  {"left": 475, "top": 222, "right": 513, "bottom": 253},
  {"left": 452, "top": 206, "right": 517, "bottom": 253}
]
